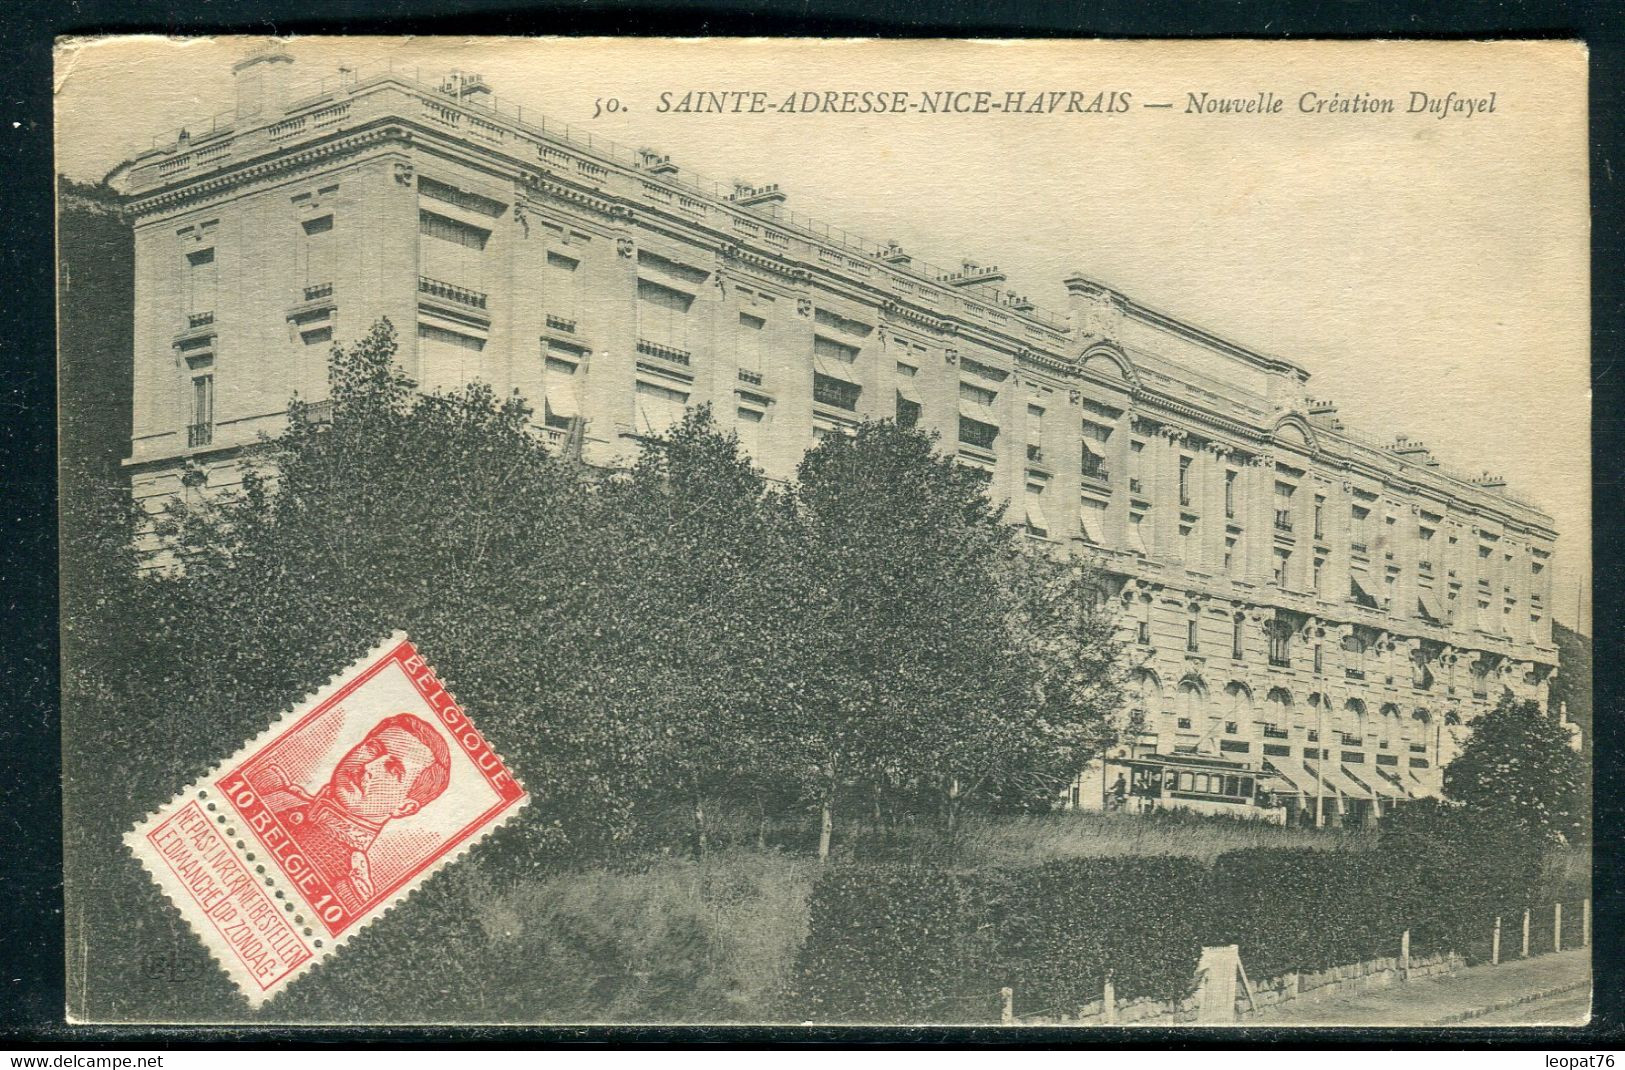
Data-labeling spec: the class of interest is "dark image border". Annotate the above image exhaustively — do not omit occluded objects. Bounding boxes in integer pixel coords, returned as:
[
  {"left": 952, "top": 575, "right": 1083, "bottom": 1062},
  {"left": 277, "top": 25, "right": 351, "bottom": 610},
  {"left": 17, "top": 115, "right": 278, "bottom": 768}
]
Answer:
[{"left": 3, "top": 0, "right": 1620, "bottom": 1048}]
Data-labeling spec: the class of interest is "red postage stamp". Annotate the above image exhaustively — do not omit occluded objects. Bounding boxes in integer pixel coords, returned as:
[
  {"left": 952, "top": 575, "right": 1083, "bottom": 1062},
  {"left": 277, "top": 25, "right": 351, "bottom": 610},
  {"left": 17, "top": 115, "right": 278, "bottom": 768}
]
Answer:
[{"left": 125, "top": 633, "right": 528, "bottom": 1005}]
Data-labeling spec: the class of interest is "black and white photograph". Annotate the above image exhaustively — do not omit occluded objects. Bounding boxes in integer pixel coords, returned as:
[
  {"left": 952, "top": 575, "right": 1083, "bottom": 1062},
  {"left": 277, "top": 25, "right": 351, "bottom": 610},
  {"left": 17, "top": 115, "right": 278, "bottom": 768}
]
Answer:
[{"left": 51, "top": 35, "right": 1591, "bottom": 1029}]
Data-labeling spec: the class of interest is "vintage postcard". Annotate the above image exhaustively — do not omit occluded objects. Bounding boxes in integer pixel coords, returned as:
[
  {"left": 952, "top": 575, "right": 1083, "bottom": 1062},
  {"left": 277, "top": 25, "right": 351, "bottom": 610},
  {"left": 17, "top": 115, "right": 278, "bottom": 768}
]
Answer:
[{"left": 56, "top": 36, "right": 1590, "bottom": 1027}]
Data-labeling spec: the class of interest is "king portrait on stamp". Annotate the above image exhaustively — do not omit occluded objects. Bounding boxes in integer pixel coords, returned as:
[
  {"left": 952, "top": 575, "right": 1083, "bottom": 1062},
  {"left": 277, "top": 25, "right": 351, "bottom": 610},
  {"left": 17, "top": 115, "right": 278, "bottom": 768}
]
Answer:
[{"left": 252, "top": 713, "right": 454, "bottom": 911}]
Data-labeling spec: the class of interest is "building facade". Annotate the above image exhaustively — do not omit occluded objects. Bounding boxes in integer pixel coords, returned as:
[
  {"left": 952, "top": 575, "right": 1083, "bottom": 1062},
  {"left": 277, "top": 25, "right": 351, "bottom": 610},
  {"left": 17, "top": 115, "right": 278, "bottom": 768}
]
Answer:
[{"left": 114, "top": 52, "right": 1561, "bottom": 823}]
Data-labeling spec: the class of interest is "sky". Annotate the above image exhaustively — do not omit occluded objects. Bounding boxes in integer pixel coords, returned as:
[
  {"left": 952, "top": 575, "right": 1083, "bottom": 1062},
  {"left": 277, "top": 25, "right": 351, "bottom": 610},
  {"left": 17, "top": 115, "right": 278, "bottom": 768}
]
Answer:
[{"left": 54, "top": 36, "right": 1592, "bottom": 632}]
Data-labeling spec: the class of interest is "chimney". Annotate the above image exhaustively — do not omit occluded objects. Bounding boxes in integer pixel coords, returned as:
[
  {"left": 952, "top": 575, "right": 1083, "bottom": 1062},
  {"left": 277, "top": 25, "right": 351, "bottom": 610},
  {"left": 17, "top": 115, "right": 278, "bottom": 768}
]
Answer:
[
  {"left": 1064, "top": 272, "right": 1123, "bottom": 337},
  {"left": 233, "top": 44, "right": 295, "bottom": 121}
]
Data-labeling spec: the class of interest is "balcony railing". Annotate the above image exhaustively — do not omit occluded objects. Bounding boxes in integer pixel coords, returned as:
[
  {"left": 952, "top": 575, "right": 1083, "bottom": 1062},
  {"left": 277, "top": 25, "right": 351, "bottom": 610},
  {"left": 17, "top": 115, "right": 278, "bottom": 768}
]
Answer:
[
  {"left": 1262, "top": 725, "right": 1289, "bottom": 739},
  {"left": 187, "top": 422, "right": 213, "bottom": 448},
  {"left": 303, "top": 282, "right": 334, "bottom": 302},
  {"left": 1418, "top": 559, "right": 1434, "bottom": 573},
  {"left": 1273, "top": 510, "right": 1294, "bottom": 532},
  {"left": 545, "top": 314, "right": 576, "bottom": 333},
  {"left": 737, "top": 368, "right": 763, "bottom": 386},
  {"left": 1179, "top": 488, "right": 1192, "bottom": 507},
  {"left": 299, "top": 399, "right": 333, "bottom": 424},
  {"left": 1081, "top": 462, "right": 1111, "bottom": 484},
  {"left": 188, "top": 311, "right": 215, "bottom": 329},
  {"left": 1129, "top": 477, "right": 1144, "bottom": 494},
  {"left": 1345, "top": 667, "right": 1366, "bottom": 680},
  {"left": 1472, "top": 688, "right": 1489, "bottom": 700},
  {"left": 1351, "top": 541, "right": 1368, "bottom": 555},
  {"left": 1268, "top": 654, "right": 1291, "bottom": 669},
  {"left": 637, "top": 338, "right": 691, "bottom": 366},
  {"left": 1026, "top": 443, "right": 1045, "bottom": 463},
  {"left": 418, "top": 275, "right": 488, "bottom": 310},
  {"left": 1409, "top": 742, "right": 1427, "bottom": 754},
  {"left": 1340, "top": 732, "right": 1363, "bottom": 747}
]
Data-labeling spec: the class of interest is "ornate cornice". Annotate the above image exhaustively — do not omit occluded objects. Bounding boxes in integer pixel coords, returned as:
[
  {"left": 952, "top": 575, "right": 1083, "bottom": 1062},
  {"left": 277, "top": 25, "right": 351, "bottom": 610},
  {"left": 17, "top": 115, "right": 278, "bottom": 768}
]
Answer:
[{"left": 127, "top": 126, "right": 408, "bottom": 218}]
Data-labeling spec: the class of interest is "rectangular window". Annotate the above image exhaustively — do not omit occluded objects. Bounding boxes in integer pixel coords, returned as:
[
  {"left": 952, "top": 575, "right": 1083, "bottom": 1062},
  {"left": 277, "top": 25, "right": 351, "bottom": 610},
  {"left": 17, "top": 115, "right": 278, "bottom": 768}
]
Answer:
[
  {"left": 1351, "top": 506, "right": 1370, "bottom": 550},
  {"left": 300, "top": 215, "right": 334, "bottom": 292},
  {"left": 186, "top": 247, "right": 217, "bottom": 316},
  {"left": 1128, "top": 512, "right": 1148, "bottom": 555},
  {"left": 1137, "top": 619, "right": 1151, "bottom": 645},
  {"left": 1313, "top": 497, "right": 1325, "bottom": 540},
  {"left": 896, "top": 395, "right": 921, "bottom": 429},
  {"left": 1023, "top": 482, "right": 1050, "bottom": 538},
  {"left": 814, "top": 372, "right": 861, "bottom": 411},
  {"left": 1224, "top": 469, "right": 1237, "bottom": 518},
  {"left": 542, "top": 355, "right": 580, "bottom": 430},
  {"left": 1314, "top": 645, "right": 1323, "bottom": 674},
  {"left": 1273, "top": 481, "right": 1295, "bottom": 532},
  {"left": 1231, "top": 617, "right": 1244, "bottom": 659},
  {"left": 1312, "top": 558, "right": 1324, "bottom": 595},
  {"left": 735, "top": 406, "right": 764, "bottom": 457},
  {"left": 1268, "top": 622, "right": 1291, "bottom": 667},
  {"left": 637, "top": 279, "right": 694, "bottom": 355},
  {"left": 959, "top": 381, "right": 998, "bottom": 407},
  {"left": 1179, "top": 455, "right": 1193, "bottom": 507},
  {"left": 1224, "top": 535, "right": 1237, "bottom": 573},
  {"left": 416, "top": 322, "right": 485, "bottom": 394},
  {"left": 547, "top": 251, "right": 581, "bottom": 328},
  {"left": 1273, "top": 547, "right": 1291, "bottom": 586},
  {"left": 418, "top": 210, "right": 489, "bottom": 293},
  {"left": 188, "top": 374, "right": 214, "bottom": 446},
  {"left": 959, "top": 415, "right": 999, "bottom": 451},
  {"left": 633, "top": 379, "right": 690, "bottom": 436},
  {"left": 1187, "top": 616, "right": 1199, "bottom": 653},
  {"left": 1080, "top": 498, "right": 1107, "bottom": 545}
]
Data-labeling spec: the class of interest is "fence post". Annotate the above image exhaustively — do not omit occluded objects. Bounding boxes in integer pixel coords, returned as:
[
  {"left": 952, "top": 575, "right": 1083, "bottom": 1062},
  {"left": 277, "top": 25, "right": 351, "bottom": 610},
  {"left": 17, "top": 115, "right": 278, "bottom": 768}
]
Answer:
[
  {"left": 1102, "top": 973, "right": 1117, "bottom": 1025},
  {"left": 1401, "top": 929, "right": 1411, "bottom": 982},
  {"left": 999, "top": 986, "right": 1014, "bottom": 1025},
  {"left": 1194, "top": 945, "right": 1241, "bottom": 1024},
  {"left": 1584, "top": 899, "right": 1592, "bottom": 948},
  {"left": 1555, "top": 903, "right": 1563, "bottom": 953},
  {"left": 1492, "top": 916, "right": 1501, "bottom": 966},
  {"left": 1522, "top": 909, "right": 1531, "bottom": 958}
]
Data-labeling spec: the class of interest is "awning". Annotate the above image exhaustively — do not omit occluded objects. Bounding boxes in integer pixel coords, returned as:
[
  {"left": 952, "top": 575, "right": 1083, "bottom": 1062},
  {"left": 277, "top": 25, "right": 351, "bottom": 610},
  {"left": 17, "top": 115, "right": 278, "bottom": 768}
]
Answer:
[
  {"left": 895, "top": 377, "right": 920, "bottom": 402},
  {"left": 1308, "top": 760, "right": 1372, "bottom": 800},
  {"left": 1262, "top": 758, "right": 1317, "bottom": 797},
  {"left": 959, "top": 399, "right": 999, "bottom": 425},
  {"left": 1024, "top": 497, "right": 1051, "bottom": 535},
  {"left": 544, "top": 366, "right": 581, "bottom": 418},
  {"left": 1418, "top": 590, "right": 1445, "bottom": 623},
  {"left": 1341, "top": 765, "right": 1395, "bottom": 800},
  {"left": 1350, "top": 574, "right": 1378, "bottom": 607},
  {"left": 814, "top": 349, "right": 862, "bottom": 384},
  {"left": 1374, "top": 764, "right": 1417, "bottom": 799},
  {"left": 1300, "top": 754, "right": 1365, "bottom": 796}
]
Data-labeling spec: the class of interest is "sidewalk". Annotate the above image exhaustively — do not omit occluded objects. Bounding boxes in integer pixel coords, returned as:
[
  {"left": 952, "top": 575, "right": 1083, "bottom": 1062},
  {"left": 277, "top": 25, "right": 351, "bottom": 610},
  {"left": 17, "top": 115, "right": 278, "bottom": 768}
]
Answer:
[{"left": 1242, "top": 949, "right": 1591, "bottom": 1027}]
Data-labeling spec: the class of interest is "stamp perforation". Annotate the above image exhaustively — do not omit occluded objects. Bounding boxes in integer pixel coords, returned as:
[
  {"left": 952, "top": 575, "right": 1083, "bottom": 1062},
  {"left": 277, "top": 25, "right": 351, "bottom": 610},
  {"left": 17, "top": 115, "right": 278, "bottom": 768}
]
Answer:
[{"left": 123, "top": 631, "right": 529, "bottom": 1007}]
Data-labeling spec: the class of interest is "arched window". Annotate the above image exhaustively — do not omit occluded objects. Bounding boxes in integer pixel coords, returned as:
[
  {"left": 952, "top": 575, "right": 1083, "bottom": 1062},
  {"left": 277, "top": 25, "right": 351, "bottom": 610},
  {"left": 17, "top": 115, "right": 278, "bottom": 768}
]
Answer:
[{"left": 1342, "top": 698, "right": 1367, "bottom": 744}]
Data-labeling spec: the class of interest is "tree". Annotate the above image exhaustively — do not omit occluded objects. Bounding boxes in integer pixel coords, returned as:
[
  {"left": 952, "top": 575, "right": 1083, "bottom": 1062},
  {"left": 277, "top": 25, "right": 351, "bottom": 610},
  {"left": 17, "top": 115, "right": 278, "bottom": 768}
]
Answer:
[
  {"left": 591, "top": 405, "right": 796, "bottom": 857},
  {"left": 781, "top": 420, "right": 1124, "bottom": 855},
  {"left": 1442, "top": 693, "right": 1588, "bottom": 844}
]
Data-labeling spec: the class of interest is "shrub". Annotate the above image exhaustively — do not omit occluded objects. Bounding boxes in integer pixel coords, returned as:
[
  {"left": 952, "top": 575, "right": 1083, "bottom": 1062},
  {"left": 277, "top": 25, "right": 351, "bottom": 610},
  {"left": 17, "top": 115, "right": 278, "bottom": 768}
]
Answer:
[
  {"left": 988, "top": 857, "right": 1208, "bottom": 1015},
  {"left": 788, "top": 865, "right": 996, "bottom": 1023},
  {"left": 1207, "top": 848, "right": 1405, "bottom": 978},
  {"left": 789, "top": 856, "right": 1208, "bottom": 1023}
]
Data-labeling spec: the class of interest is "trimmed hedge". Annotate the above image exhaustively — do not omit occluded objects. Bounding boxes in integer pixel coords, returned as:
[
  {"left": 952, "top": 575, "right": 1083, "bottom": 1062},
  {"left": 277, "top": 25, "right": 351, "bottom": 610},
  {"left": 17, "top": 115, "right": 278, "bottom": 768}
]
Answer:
[
  {"left": 790, "top": 857, "right": 1210, "bottom": 1022},
  {"left": 791, "top": 810, "right": 1576, "bottom": 1022}
]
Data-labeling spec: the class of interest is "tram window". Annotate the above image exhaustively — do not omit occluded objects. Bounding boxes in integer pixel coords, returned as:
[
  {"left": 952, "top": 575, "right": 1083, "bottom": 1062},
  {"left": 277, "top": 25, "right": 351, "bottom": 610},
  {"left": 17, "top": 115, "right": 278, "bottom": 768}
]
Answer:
[
  {"left": 1224, "top": 775, "right": 1239, "bottom": 796},
  {"left": 1241, "top": 777, "right": 1254, "bottom": 796},
  {"left": 1179, "top": 772, "right": 1195, "bottom": 791}
]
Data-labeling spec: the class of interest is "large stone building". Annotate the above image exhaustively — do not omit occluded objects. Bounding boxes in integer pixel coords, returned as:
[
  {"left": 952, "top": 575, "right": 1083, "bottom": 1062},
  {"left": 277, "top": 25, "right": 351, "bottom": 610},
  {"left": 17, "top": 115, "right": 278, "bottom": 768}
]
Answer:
[{"left": 113, "top": 51, "right": 1561, "bottom": 824}]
